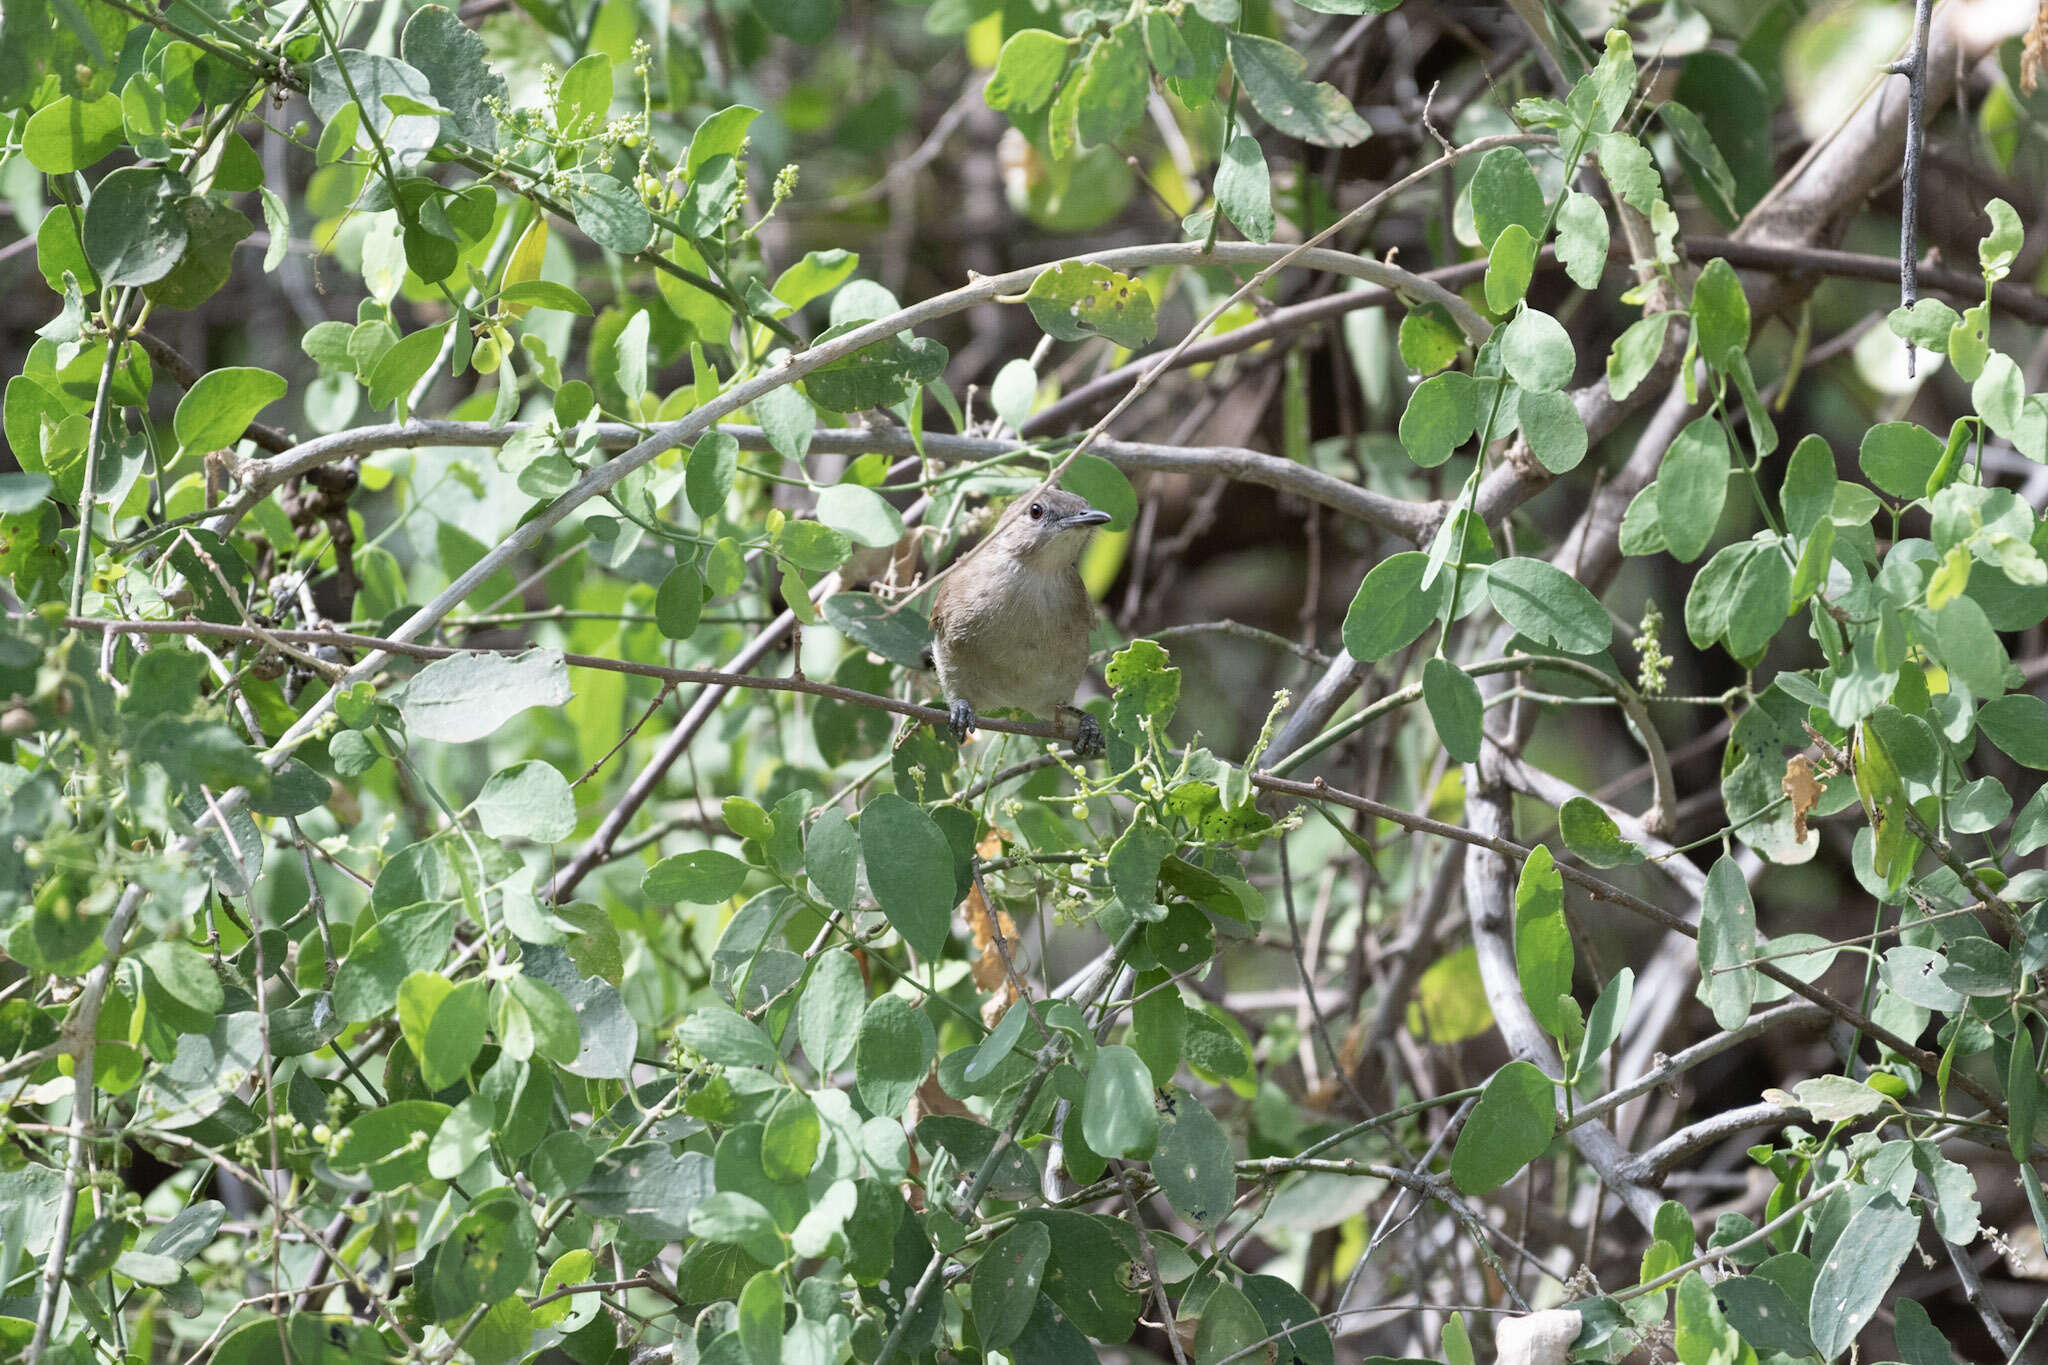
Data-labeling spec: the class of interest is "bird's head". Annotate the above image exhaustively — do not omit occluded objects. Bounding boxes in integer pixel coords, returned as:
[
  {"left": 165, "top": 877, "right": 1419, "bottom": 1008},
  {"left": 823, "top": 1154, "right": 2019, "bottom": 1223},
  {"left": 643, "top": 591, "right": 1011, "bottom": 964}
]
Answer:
[{"left": 988, "top": 487, "right": 1113, "bottom": 568}]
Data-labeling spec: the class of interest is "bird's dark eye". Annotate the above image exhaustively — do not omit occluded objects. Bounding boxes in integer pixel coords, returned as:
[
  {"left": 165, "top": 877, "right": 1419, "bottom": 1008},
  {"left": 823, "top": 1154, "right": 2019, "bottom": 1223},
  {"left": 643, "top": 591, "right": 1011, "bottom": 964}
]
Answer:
[{"left": 1028, "top": 502, "right": 1045, "bottom": 520}]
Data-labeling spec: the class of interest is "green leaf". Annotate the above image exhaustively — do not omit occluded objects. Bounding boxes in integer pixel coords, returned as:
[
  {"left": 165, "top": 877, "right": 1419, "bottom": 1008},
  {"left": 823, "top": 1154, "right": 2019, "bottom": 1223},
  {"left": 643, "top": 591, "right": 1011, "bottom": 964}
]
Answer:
[
  {"left": 1343, "top": 552, "right": 1447, "bottom": 662},
  {"left": 1657, "top": 416, "right": 1731, "bottom": 563},
  {"left": 1933, "top": 594, "right": 2009, "bottom": 697},
  {"left": 430, "top": 1191, "right": 537, "bottom": 1321},
  {"left": 645, "top": 850, "right": 750, "bottom": 905},
  {"left": 1484, "top": 223, "right": 1537, "bottom": 313},
  {"left": 1949, "top": 304, "right": 1990, "bottom": 382},
  {"left": 24, "top": 92, "right": 124, "bottom": 173},
  {"left": 685, "top": 430, "right": 739, "bottom": 521},
  {"left": 1071, "top": 23, "right": 1148, "bottom": 149},
  {"left": 1243, "top": 1276, "right": 1336, "bottom": 1365},
  {"left": 1513, "top": 844, "right": 1572, "bottom": 1037},
  {"left": 1606, "top": 312, "right": 1671, "bottom": 401},
  {"left": 498, "top": 280, "right": 592, "bottom": 315},
  {"left": 1596, "top": 130, "right": 1661, "bottom": 213},
  {"left": 1696, "top": 855, "right": 1756, "bottom": 1030},
  {"left": 1713, "top": 1276, "right": 1815, "bottom": 1358},
  {"left": 1398, "top": 304, "right": 1464, "bottom": 375},
  {"left": 1888, "top": 298, "right": 1960, "bottom": 351},
  {"left": 805, "top": 331, "right": 947, "bottom": 413},
  {"left": 1559, "top": 797, "right": 1645, "bottom": 868},
  {"left": 1081, "top": 1044, "right": 1157, "bottom": 1158},
  {"left": 173, "top": 367, "right": 287, "bottom": 457},
  {"left": 1449, "top": 1060, "right": 1555, "bottom": 1194},
  {"left": 554, "top": 52, "right": 612, "bottom": 137},
  {"left": 1517, "top": 388, "right": 1588, "bottom": 473},
  {"left": 972, "top": 1222, "right": 1051, "bottom": 1351},
  {"left": 1501, "top": 308, "right": 1573, "bottom": 392},
  {"left": 737, "top": 1270, "right": 785, "bottom": 1365},
  {"left": 1193, "top": 1282, "right": 1269, "bottom": 1365},
  {"left": 1554, "top": 189, "right": 1609, "bottom": 291},
  {"left": 83, "top": 166, "right": 188, "bottom": 286},
  {"left": 1807, "top": 1196, "right": 1916, "bottom": 1359},
  {"left": 365, "top": 324, "right": 448, "bottom": 410},
  {"left": 1978, "top": 695, "right": 2048, "bottom": 768},
  {"left": 1225, "top": 31, "right": 1370, "bottom": 147},
  {"left": 2008, "top": 1024, "right": 2040, "bottom": 1166},
  {"left": 799, "top": 945, "right": 865, "bottom": 1071},
  {"left": 859, "top": 794, "right": 955, "bottom": 959},
  {"left": 1468, "top": 147, "right": 1545, "bottom": 251},
  {"left": 1215, "top": 134, "right": 1274, "bottom": 244},
  {"left": 855, "top": 992, "right": 935, "bottom": 1120},
  {"left": 1781, "top": 434, "right": 1837, "bottom": 538},
  {"left": 569, "top": 174, "right": 654, "bottom": 255},
  {"left": 986, "top": 30, "right": 1072, "bottom": 114},
  {"left": 771, "top": 249, "right": 858, "bottom": 313},
  {"left": 308, "top": 52, "right": 442, "bottom": 168},
  {"left": 1689, "top": 258, "right": 1750, "bottom": 370},
  {"left": 822, "top": 592, "right": 932, "bottom": 670},
  {"left": 1659, "top": 103, "right": 1739, "bottom": 228},
  {"left": 1108, "top": 815, "right": 1174, "bottom": 921},
  {"left": 1398, "top": 370, "right": 1477, "bottom": 467},
  {"left": 397, "top": 972, "right": 487, "bottom": 1091},
  {"left": 401, "top": 648, "right": 572, "bottom": 743},
  {"left": 328, "top": 1099, "right": 451, "bottom": 1189},
  {"left": 1980, "top": 197, "right": 2023, "bottom": 282},
  {"left": 1893, "top": 1298, "right": 1960, "bottom": 1365},
  {"left": 1154, "top": 1086, "right": 1234, "bottom": 1228},
  {"left": 1422, "top": 657, "right": 1484, "bottom": 763},
  {"left": 401, "top": 3, "right": 508, "bottom": 152},
  {"left": 1573, "top": 966, "right": 1634, "bottom": 1076},
  {"left": 1024, "top": 262, "right": 1157, "bottom": 348},
  {"left": 991, "top": 359, "right": 1037, "bottom": 430},
  {"left": 1859, "top": 421, "right": 1943, "bottom": 500},
  {"left": 476, "top": 760, "right": 575, "bottom": 843},
  {"left": 817, "top": 484, "right": 906, "bottom": 549},
  {"left": 656, "top": 562, "right": 705, "bottom": 640},
  {"left": 1106, "top": 638, "right": 1181, "bottom": 741},
  {"left": 1485, "top": 558, "right": 1610, "bottom": 654},
  {"left": 1789, "top": 1074, "right": 1887, "bottom": 1122}
]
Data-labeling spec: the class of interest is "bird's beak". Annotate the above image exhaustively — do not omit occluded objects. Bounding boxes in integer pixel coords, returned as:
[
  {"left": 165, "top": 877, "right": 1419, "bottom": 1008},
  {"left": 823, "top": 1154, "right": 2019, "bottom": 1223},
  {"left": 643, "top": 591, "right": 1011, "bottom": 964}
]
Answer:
[{"left": 1058, "top": 508, "right": 1113, "bottom": 530}]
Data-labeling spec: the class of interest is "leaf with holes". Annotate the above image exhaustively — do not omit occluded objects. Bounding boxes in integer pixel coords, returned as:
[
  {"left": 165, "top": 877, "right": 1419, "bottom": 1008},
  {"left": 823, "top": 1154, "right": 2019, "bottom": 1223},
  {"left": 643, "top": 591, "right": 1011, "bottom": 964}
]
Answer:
[{"left": 1023, "top": 263, "right": 1157, "bottom": 347}]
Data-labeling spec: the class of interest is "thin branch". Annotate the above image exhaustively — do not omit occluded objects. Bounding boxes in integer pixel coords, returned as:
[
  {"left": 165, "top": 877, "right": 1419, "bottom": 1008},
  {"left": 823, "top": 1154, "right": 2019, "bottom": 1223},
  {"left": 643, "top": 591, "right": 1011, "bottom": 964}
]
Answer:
[
  {"left": 212, "top": 419, "right": 1439, "bottom": 547},
  {"left": 1250, "top": 771, "right": 2010, "bottom": 1120},
  {"left": 1891, "top": 0, "right": 1936, "bottom": 375},
  {"left": 52, "top": 616, "right": 1075, "bottom": 746}
]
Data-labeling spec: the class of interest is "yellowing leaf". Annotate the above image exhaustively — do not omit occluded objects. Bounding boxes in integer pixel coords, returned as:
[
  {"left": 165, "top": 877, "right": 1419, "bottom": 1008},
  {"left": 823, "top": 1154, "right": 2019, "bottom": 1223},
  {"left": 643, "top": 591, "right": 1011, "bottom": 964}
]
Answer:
[{"left": 499, "top": 216, "right": 549, "bottom": 319}]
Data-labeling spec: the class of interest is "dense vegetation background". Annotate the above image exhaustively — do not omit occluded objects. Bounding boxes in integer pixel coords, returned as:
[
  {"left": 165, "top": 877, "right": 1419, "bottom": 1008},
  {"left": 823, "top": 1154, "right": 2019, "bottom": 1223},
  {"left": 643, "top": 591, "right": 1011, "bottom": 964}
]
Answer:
[{"left": 4, "top": 0, "right": 2048, "bottom": 1362}]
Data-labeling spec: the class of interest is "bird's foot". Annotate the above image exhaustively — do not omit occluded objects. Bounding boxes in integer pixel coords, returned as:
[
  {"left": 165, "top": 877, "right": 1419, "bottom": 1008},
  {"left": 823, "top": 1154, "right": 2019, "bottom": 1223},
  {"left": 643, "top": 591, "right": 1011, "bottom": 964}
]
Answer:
[
  {"left": 947, "top": 698, "right": 977, "bottom": 744},
  {"left": 1064, "top": 705, "right": 1105, "bottom": 758}
]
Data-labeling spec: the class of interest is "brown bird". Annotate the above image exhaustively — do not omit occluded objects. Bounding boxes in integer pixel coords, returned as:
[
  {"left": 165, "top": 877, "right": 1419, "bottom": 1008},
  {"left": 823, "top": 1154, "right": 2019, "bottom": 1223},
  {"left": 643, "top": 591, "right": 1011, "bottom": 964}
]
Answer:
[{"left": 926, "top": 487, "right": 1111, "bottom": 755}]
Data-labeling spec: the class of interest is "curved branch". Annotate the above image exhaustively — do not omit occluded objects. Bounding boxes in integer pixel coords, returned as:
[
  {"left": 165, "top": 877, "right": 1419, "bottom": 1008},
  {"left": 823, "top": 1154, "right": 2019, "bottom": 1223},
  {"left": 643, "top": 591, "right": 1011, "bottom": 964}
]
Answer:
[{"left": 215, "top": 419, "right": 1439, "bottom": 545}]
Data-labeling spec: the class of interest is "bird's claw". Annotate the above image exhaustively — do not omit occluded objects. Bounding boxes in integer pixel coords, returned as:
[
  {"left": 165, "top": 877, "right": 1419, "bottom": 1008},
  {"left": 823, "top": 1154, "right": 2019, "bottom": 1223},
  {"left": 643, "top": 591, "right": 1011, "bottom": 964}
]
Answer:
[
  {"left": 1071, "top": 709, "right": 1105, "bottom": 758},
  {"left": 947, "top": 699, "right": 977, "bottom": 744}
]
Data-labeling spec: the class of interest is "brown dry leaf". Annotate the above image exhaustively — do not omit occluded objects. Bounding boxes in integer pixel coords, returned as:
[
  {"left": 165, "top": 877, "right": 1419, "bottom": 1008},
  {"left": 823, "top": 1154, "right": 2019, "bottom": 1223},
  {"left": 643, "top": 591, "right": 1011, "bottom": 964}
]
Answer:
[
  {"left": 2025, "top": 1, "right": 2048, "bottom": 93},
  {"left": 1782, "top": 754, "right": 1824, "bottom": 842},
  {"left": 962, "top": 875, "right": 1024, "bottom": 1013},
  {"left": 907, "top": 1073, "right": 972, "bottom": 1130}
]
